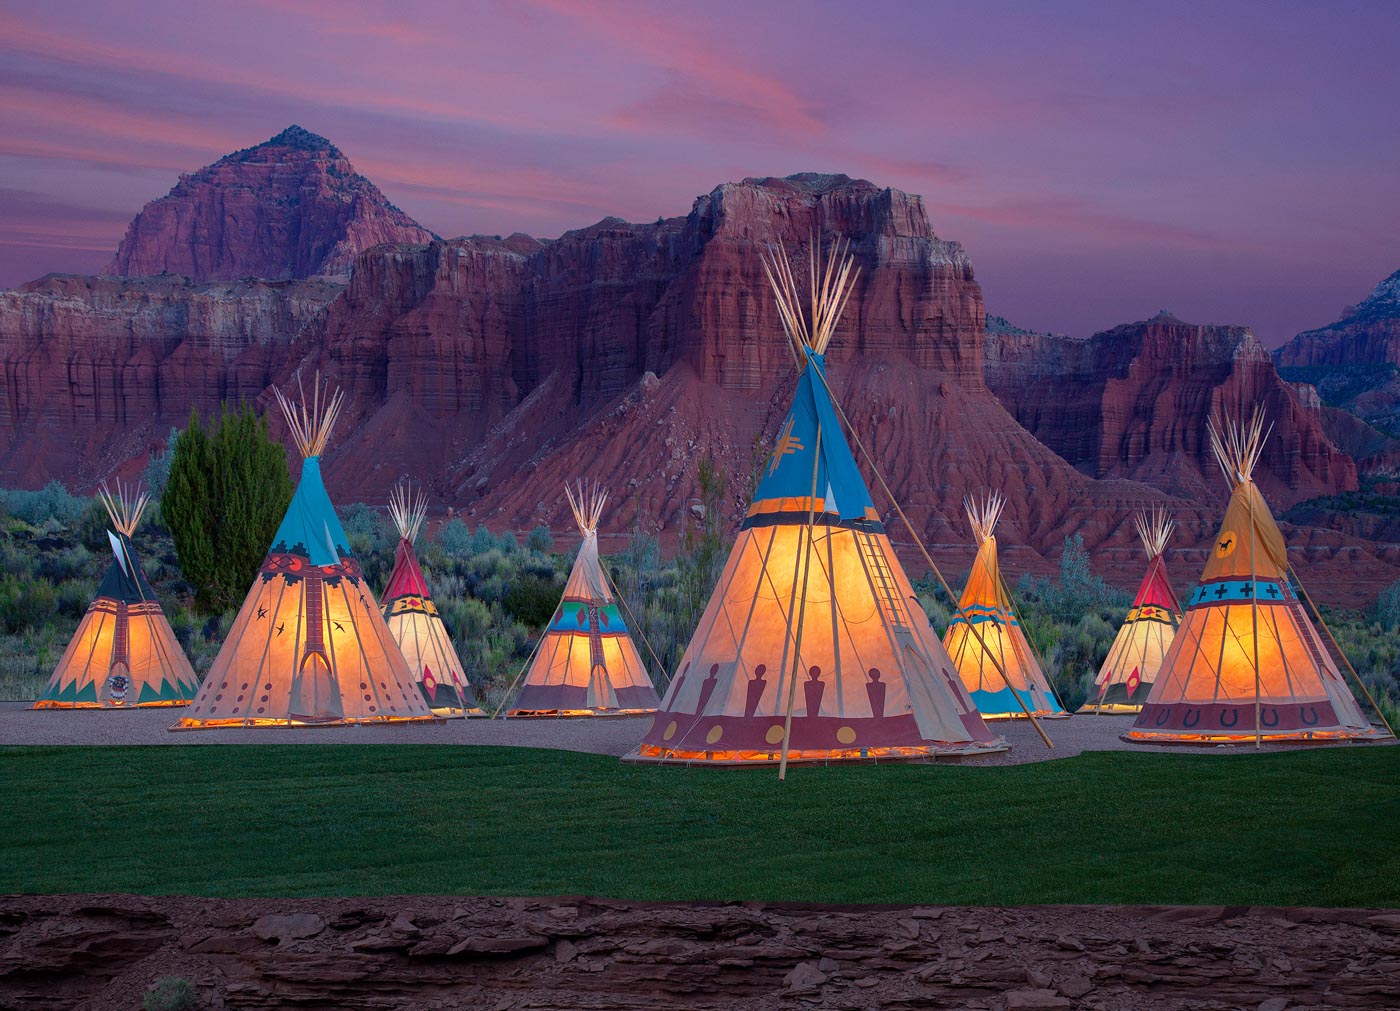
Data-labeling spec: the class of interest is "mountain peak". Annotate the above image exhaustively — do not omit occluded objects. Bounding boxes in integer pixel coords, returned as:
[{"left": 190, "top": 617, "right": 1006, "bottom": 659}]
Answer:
[
  {"left": 104, "top": 129, "right": 433, "bottom": 281},
  {"left": 220, "top": 125, "right": 344, "bottom": 165}
]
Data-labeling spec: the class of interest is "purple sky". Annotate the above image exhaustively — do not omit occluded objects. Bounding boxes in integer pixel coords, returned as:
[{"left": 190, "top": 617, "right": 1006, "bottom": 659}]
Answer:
[{"left": 1, "top": 1, "right": 1396, "bottom": 344}]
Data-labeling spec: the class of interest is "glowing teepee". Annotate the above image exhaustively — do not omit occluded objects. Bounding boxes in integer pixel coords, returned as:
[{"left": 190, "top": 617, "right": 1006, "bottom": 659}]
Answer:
[
  {"left": 1125, "top": 412, "right": 1388, "bottom": 744},
  {"left": 381, "top": 480, "right": 483, "bottom": 717},
  {"left": 943, "top": 493, "right": 1067, "bottom": 720},
  {"left": 173, "top": 380, "right": 436, "bottom": 729},
  {"left": 626, "top": 241, "right": 1004, "bottom": 765},
  {"left": 506, "top": 482, "right": 660, "bottom": 717},
  {"left": 1080, "top": 507, "right": 1182, "bottom": 714},
  {"left": 33, "top": 483, "right": 199, "bottom": 709}
]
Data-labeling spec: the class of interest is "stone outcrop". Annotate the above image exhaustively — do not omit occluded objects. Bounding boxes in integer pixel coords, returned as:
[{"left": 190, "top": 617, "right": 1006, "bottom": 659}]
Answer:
[
  {"left": 3, "top": 894, "right": 1400, "bottom": 1010},
  {"left": 105, "top": 125, "right": 435, "bottom": 282}
]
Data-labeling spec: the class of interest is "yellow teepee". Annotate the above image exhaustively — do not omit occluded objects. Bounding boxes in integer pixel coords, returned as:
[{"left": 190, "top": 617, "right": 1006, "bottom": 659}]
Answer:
[
  {"left": 33, "top": 482, "right": 198, "bottom": 709},
  {"left": 382, "top": 480, "right": 484, "bottom": 717},
  {"left": 173, "top": 379, "right": 436, "bottom": 729},
  {"left": 1080, "top": 507, "right": 1182, "bottom": 714},
  {"left": 1125, "top": 411, "right": 1388, "bottom": 744},
  {"left": 626, "top": 241, "right": 1004, "bottom": 765},
  {"left": 943, "top": 493, "right": 1067, "bottom": 720},
  {"left": 505, "top": 482, "right": 660, "bottom": 717}
]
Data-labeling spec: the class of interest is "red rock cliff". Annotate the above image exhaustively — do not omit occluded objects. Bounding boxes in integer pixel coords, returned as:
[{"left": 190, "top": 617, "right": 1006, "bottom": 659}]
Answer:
[{"left": 984, "top": 312, "right": 1358, "bottom": 508}]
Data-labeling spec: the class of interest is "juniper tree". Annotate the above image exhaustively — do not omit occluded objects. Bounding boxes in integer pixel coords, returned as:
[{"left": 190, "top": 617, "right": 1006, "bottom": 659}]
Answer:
[{"left": 162, "top": 405, "right": 292, "bottom": 613}]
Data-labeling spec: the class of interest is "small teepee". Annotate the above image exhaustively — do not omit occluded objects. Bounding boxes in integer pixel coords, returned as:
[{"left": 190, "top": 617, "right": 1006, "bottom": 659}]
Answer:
[
  {"left": 943, "top": 493, "right": 1067, "bottom": 720},
  {"left": 1125, "top": 412, "right": 1388, "bottom": 744},
  {"left": 382, "top": 481, "right": 483, "bottom": 717},
  {"left": 626, "top": 241, "right": 1004, "bottom": 765},
  {"left": 505, "top": 482, "right": 660, "bottom": 717},
  {"left": 1080, "top": 507, "right": 1181, "bottom": 714},
  {"left": 33, "top": 482, "right": 199, "bottom": 709},
  {"left": 173, "top": 379, "right": 436, "bottom": 729}
]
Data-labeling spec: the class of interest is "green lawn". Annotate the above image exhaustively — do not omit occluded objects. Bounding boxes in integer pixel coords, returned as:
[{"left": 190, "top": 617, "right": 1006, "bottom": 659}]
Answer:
[{"left": 3, "top": 745, "right": 1397, "bottom": 907}]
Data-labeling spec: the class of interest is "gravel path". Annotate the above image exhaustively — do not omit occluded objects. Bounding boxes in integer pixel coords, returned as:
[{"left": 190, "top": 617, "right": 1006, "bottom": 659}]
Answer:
[{"left": 2, "top": 702, "right": 1385, "bottom": 763}]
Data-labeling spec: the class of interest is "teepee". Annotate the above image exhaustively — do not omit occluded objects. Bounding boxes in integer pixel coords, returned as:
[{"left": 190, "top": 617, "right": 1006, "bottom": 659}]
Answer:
[
  {"left": 173, "top": 379, "right": 436, "bottom": 729},
  {"left": 943, "top": 493, "right": 1067, "bottom": 720},
  {"left": 505, "top": 482, "right": 660, "bottom": 717},
  {"left": 381, "top": 481, "right": 483, "bottom": 717},
  {"left": 32, "top": 482, "right": 199, "bottom": 709},
  {"left": 1080, "top": 507, "right": 1181, "bottom": 713},
  {"left": 1125, "top": 412, "right": 1388, "bottom": 744},
  {"left": 626, "top": 241, "right": 1004, "bottom": 765}
]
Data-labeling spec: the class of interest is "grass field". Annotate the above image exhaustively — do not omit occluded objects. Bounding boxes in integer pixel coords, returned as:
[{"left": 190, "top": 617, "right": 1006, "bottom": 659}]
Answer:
[{"left": 3, "top": 745, "right": 1397, "bottom": 907}]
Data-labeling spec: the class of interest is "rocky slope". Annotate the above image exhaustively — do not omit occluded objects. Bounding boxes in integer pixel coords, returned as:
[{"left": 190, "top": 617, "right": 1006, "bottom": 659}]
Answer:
[
  {"left": 4, "top": 894, "right": 1399, "bottom": 1010},
  {"left": 1275, "top": 268, "right": 1400, "bottom": 437},
  {"left": 105, "top": 126, "right": 435, "bottom": 282}
]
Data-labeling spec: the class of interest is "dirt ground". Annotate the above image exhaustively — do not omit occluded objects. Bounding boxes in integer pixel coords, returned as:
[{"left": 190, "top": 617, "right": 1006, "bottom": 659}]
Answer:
[{"left": 4, "top": 704, "right": 1382, "bottom": 765}]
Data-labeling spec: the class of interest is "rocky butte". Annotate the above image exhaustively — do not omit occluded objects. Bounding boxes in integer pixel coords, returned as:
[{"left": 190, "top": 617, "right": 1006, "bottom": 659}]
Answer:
[
  {"left": 104, "top": 125, "right": 435, "bottom": 282},
  {"left": 2, "top": 131, "right": 1397, "bottom": 600}
]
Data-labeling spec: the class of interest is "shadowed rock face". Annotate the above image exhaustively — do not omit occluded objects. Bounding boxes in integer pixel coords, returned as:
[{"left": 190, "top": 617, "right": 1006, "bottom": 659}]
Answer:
[
  {"left": 984, "top": 312, "right": 1359, "bottom": 509},
  {"left": 2, "top": 894, "right": 1399, "bottom": 1010},
  {"left": 104, "top": 125, "right": 435, "bottom": 282}
]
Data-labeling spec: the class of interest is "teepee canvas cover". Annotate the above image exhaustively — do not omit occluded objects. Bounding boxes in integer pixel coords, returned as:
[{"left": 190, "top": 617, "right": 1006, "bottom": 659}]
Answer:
[
  {"left": 943, "top": 494, "right": 1067, "bottom": 720},
  {"left": 627, "top": 243, "right": 1003, "bottom": 765},
  {"left": 33, "top": 484, "right": 199, "bottom": 709},
  {"left": 382, "top": 482, "right": 483, "bottom": 717},
  {"left": 506, "top": 483, "right": 660, "bottom": 717},
  {"left": 1126, "top": 413, "right": 1385, "bottom": 743},
  {"left": 1080, "top": 507, "right": 1181, "bottom": 714},
  {"left": 173, "top": 382, "right": 435, "bottom": 729}
]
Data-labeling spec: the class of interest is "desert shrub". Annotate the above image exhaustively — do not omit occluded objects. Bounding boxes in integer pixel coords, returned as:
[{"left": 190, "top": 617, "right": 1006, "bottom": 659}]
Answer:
[
  {"left": 1376, "top": 579, "right": 1400, "bottom": 631},
  {"left": 144, "top": 976, "right": 195, "bottom": 1011},
  {"left": 526, "top": 525, "right": 554, "bottom": 553},
  {"left": 163, "top": 405, "right": 293, "bottom": 613},
  {"left": 435, "top": 517, "right": 472, "bottom": 556},
  {"left": 0, "top": 481, "right": 87, "bottom": 526},
  {"left": 142, "top": 428, "right": 180, "bottom": 501},
  {"left": 502, "top": 574, "right": 561, "bottom": 627},
  {"left": 0, "top": 575, "right": 57, "bottom": 635}
]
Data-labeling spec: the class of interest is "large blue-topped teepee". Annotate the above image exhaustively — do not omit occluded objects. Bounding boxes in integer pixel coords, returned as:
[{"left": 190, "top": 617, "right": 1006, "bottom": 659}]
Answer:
[{"left": 628, "top": 241, "right": 1003, "bottom": 767}]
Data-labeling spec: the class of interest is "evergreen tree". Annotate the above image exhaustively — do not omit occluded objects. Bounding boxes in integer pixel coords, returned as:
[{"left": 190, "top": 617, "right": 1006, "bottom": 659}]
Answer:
[{"left": 163, "top": 405, "right": 293, "bottom": 613}]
